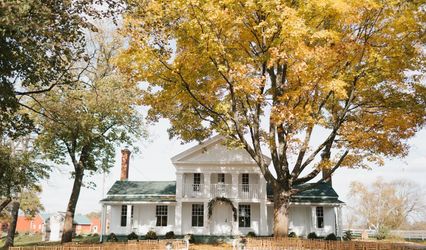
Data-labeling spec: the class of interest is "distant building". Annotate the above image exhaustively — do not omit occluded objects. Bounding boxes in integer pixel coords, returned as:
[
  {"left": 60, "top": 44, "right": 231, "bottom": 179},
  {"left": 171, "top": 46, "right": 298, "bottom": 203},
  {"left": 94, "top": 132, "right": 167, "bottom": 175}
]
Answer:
[
  {"left": 16, "top": 214, "right": 45, "bottom": 234},
  {"left": 42, "top": 213, "right": 92, "bottom": 241},
  {"left": 0, "top": 213, "right": 49, "bottom": 235}
]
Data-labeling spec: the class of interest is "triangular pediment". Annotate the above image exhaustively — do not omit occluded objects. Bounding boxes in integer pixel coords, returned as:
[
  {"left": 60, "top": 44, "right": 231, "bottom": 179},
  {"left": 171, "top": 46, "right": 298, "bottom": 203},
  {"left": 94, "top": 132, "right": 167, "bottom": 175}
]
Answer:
[{"left": 171, "top": 135, "right": 270, "bottom": 165}]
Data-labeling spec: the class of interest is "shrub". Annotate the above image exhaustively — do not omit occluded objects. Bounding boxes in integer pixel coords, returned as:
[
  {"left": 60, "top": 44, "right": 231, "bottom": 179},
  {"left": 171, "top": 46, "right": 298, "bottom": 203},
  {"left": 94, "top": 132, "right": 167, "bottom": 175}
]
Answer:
[
  {"left": 288, "top": 232, "right": 297, "bottom": 238},
  {"left": 307, "top": 232, "right": 318, "bottom": 239},
  {"left": 343, "top": 230, "right": 352, "bottom": 241},
  {"left": 246, "top": 231, "right": 256, "bottom": 238},
  {"left": 93, "top": 233, "right": 99, "bottom": 237},
  {"left": 165, "top": 231, "right": 175, "bottom": 239},
  {"left": 128, "top": 232, "right": 139, "bottom": 241},
  {"left": 107, "top": 233, "right": 118, "bottom": 242},
  {"left": 184, "top": 234, "right": 195, "bottom": 243},
  {"left": 325, "top": 233, "right": 337, "bottom": 241},
  {"left": 376, "top": 227, "right": 389, "bottom": 240},
  {"left": 145, "top": 230, "right": 158, "bottom": 240}
]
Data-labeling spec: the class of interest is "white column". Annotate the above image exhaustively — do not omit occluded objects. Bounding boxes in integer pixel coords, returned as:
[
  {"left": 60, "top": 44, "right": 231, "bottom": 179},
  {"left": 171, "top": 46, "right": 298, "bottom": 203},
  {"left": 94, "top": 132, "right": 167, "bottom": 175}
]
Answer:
[
  {"left": 175, "top": 202, "right": 182, "bottom": 235},
  {"left": 176, "top": 173, "right": 184, "bottom": 198},
  {"left": 100, "top": 204, "right": 107, "bottom": 242},
  {"left": 259, "top": 201, "right": 268, "bottom": 236},
  {"left": 203, "top": 201, "right": 209, "bottom": 235},
  {"left": 337, "top": 206, "right": 343, "bottom": 237},
  {"left": 233, "top": 201, "right": 239, "bottom": 235},
  {"left": 204, "top": 173, "right": 211, "bottom": 198},
  {"left": 231, "top": 174, "right": 239, "bottom": 198},
  {"left": 259, "top": 175, "right": 267, "bottom": 199},
  {"left": 127, "top": 205, "right": 132, "bottom": 233},
  {"left": 311, "top": 206, "right": 317, "bottom": 232}
]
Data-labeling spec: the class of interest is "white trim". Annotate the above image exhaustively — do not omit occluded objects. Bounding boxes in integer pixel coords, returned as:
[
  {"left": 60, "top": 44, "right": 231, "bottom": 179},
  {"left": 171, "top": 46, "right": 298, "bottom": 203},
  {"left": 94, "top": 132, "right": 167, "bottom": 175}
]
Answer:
[
  {"left": 101, "top": 201, "right": 177, "bottom": 205},
  {"left": 171, "top": 135, "right": 271, "bottom": 164},
  {"left": 171, "top": 135, "right": 223, "bottom": 163},
  {"left": 107, "top": 194, "right": 175, "bottom": 197},
  {"left": 266, "top": 202, "right": 343, "bottom": 206}
]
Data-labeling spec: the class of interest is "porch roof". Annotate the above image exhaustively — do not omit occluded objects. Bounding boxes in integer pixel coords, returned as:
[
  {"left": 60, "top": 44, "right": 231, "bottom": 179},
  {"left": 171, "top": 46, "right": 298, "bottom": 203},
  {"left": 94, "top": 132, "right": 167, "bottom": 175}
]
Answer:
[{"left": 267, "top": 182, "right": 344, "bottom": 204}]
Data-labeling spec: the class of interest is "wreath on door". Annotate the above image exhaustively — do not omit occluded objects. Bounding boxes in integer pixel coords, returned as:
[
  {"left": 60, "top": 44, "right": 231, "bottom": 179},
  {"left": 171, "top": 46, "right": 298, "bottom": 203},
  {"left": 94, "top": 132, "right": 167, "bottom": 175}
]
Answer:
[{"left": 207, "top": 197, "right": 237, "bottom": 222}]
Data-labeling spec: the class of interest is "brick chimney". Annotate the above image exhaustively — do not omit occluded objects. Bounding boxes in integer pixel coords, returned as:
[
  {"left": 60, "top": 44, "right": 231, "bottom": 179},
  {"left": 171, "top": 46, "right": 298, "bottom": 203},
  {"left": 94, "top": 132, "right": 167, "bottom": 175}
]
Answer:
[{"left": 120, "top": 148, "right": 131, "bottom": 181}]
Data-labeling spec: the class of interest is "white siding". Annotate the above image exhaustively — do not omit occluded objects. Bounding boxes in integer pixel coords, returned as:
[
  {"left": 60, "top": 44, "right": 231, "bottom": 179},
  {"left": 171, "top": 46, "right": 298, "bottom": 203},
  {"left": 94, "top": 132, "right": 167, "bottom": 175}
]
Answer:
[
  {"left": 237, "top": 203, "right": 260, "bottom": 236},
  {"left": 265, "top": 205, "right": 337, "bottom": 237},
  {"left": 182, "top": 203, "right": 206, "bottom": 235}
]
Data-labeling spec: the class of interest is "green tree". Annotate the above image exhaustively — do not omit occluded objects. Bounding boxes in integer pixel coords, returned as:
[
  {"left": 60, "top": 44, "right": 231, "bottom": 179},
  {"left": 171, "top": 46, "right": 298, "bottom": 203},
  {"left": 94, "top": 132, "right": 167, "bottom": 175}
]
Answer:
[
  {"left": 117, "top": 0, "right": 426, "bottom": 236},
  {"left": 0, "top": 0, "right": 123, "bottom": 137},
  {"left": 0, "top": 138, "right": 49, "bottom": 214},
  {"left": 4, "top": 187, "right": 44, "bottom": 248},
  {"left": 31, "top": 34, "right": 146, "bottom": 243}
]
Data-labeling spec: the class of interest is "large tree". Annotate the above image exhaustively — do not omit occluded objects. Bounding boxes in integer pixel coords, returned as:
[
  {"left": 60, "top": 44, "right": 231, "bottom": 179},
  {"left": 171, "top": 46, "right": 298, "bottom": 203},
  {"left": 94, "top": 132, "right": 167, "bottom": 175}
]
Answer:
[
  {"left": 117, "top": 0, "right": 426, "bottom": 236},
  {"left": 30, "top": 34, "right": 146, "bottom": 243}
]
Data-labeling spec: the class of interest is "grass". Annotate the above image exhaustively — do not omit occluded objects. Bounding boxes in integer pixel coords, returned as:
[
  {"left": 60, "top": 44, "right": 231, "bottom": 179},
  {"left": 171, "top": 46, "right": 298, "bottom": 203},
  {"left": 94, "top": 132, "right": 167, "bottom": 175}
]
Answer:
[{"left": 0, "top": 233, "right": 101, "bottom": 248}]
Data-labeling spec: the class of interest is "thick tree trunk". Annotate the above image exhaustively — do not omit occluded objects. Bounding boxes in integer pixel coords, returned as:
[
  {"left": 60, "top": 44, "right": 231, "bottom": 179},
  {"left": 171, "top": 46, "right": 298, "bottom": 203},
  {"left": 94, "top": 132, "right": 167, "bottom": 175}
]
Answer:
[
  {"left": 0, "top": 197, "right": 11, "bottom": 213},
  {"left": 61, "top": 168, "right": 84, "bottom": 243},
  {"left": 273, "top": 189, "right": 291, "bottom": 237},
  {"left": 5, "top": 200, "right": 20, "bottom": 248}
]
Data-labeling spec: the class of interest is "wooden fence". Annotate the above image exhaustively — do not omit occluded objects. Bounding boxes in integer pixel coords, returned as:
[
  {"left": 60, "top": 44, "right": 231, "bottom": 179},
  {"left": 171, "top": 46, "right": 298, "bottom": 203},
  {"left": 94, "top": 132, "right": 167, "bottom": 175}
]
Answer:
[
  {"left": 244, "top": 237, "right": 426, "bottom": 250},
  {"left": 347, "top": 229, "right": 426, "bottom": 241},
  {"left": 9, "top": 240, "right": 189, "bottom": 250}
]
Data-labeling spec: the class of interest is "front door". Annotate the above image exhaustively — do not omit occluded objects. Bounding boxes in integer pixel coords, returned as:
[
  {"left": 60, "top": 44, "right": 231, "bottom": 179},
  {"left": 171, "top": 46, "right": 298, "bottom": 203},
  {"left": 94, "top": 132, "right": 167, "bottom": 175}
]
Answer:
[{"left": 211, "top": 203, "right": 233, "bottom": 235}]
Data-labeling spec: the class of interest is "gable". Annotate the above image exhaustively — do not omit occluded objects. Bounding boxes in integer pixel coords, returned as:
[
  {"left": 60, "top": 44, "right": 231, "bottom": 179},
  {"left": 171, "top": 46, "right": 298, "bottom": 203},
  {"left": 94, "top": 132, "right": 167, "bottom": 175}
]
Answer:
[{"left": 171, "top": 135, "right": 270, "bottom": 165}]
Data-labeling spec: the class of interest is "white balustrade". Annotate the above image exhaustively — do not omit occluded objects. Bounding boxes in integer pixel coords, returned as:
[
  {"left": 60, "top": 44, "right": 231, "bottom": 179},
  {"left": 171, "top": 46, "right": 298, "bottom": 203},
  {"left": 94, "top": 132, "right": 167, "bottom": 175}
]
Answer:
[
  {"left": 183, "top": 182, "right": 261, "bottom": 199},
  {"left": 183, "top": 184, "right": 204, "bottom": 198},
  {"left": 210, "top": 183, "right": 232, "bottom": 198},
  {"left": 238, "top": 184, "right": 259, "bottom": 199}
]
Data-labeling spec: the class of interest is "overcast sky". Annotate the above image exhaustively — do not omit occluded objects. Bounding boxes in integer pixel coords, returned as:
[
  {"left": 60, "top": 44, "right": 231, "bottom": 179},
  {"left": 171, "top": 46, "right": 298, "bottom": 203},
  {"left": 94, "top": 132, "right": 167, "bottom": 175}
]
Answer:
[{"left": 39, "top": 115, "right": 426, "bottom": 218}]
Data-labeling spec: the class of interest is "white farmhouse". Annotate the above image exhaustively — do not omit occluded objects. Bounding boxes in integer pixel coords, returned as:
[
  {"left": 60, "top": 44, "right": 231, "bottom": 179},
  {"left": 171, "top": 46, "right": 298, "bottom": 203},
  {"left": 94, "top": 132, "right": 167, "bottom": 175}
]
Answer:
[{"left": 100, "top": 136, "right": 343, "bottom": 239}]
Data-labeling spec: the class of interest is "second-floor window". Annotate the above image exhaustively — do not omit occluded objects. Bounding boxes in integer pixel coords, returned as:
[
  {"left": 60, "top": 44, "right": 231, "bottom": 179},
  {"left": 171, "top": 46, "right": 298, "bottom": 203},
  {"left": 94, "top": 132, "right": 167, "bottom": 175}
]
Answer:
[
  {"left": 192, "top": 204, "right": 204, "bottom": 227},
  {"left": 242, "top": 174, "right": 249, "bottom": 192},
  {"left": 316, "top": 206, "right": 324, "bottom": 228},
  {"left": 193, "top": 173, "right": 201, "bottom": 191},
  {"left": 239, "top": 204, "right": 251, "bottom": 227},
  {"left": 218, "top": 173, "right": 225, "bottom": 184},
  {"left": 120, "top": 205, "right": 127, "bottom": 227},
  {"left": 156, "top": 205, "right": 168, "bottom": 227}
]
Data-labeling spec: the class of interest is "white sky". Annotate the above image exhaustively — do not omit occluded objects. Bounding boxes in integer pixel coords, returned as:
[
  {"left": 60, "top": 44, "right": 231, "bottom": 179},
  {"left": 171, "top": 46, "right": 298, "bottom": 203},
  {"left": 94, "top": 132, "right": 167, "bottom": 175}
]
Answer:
[{"left": 40, "top": 117, "right": 426, "bottom": 217}]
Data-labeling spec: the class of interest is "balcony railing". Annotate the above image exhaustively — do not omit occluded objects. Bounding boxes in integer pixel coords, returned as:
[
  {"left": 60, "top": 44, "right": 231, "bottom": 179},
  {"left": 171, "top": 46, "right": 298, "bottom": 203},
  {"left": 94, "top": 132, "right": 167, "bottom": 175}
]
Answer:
[
  {"left": 183, "top": 184, "right": 204, "bottom": 198},
  {"left": 183, "top": 183, "right": 261, "bottom": 199},
  {"left": 239, "top": 184, "right": 259, "bottom": 199},
  {"left": 210, "top": 183, "right": 232, "bottom": 197}
]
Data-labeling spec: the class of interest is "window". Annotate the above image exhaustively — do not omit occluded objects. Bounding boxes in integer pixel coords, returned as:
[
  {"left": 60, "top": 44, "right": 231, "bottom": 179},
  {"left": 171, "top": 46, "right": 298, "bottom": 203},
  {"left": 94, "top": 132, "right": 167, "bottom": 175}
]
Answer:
[
  {"left": 242, "top": 174, "right": 249, "bottom": 192},
  {"left": 120, "top": 205, "right": 127, "bottom": 227},
  {"left": 156, "top": 205, "right": 168, "bottom": 227},
  {"left": 193, "top": 173, "right": 201, "bottom": 192},
  {"left": 239, "top": 205, "right": 251, "bottom": 227},
  {"left": 316, "top": 206, "right": 324, "bottom": 228},
  {"left": 191, "top": 204, "right": 204, "bottom": 227},
  {"left": 131, "top": 205, "right": 134, "bottom": 226},
  {"left": 218, "top": 173, "right": 225, "bottom": 183}
]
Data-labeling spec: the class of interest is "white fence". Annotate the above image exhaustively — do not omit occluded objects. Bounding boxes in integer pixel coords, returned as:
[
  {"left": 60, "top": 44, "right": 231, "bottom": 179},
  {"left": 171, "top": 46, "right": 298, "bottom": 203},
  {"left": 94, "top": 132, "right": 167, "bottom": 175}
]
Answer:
[{"left": 346, "top": 229, "right": 426, "bottom": 240}]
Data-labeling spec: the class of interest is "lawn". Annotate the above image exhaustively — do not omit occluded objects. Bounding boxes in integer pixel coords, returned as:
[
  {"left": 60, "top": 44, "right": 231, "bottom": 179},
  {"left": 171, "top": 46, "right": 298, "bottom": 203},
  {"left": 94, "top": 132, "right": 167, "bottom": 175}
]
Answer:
[{"left": 0, "top": 234, "right": 101, "bottom": 248}]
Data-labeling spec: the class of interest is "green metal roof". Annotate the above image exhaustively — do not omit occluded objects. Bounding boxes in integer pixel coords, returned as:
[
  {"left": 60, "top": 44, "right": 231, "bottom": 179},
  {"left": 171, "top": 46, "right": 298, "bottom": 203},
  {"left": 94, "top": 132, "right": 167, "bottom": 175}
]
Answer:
[
  {"left": 267, "top": 182, "right": 343, "bottom": 204},
  {"left": 107, "top": 181, "right": 176, "bottom": 195},
  {"left": 102, "top": 181, "right": 177, "bottom": 203}
]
